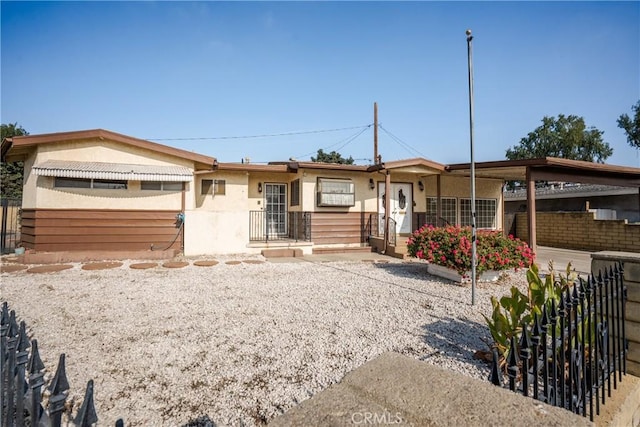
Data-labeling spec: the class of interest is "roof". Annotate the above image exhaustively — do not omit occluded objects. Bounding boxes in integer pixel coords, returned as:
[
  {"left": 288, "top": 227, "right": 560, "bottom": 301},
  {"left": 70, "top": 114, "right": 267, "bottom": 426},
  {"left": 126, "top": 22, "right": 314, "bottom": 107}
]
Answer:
[
  {"left": 382, "top": 158, "right": 446, "bottom": 175},
  {"left": 446, "top": 157, "right": 640, "bottom": 187},
  {"left": 1, "top": 129, "right": 216, "bottom": 169},
  {"left": 504, "top": 183, "right": 638, "bottom": 201},
  {"left": 33, "top": 160, "right": 193, "bottom": 182}
]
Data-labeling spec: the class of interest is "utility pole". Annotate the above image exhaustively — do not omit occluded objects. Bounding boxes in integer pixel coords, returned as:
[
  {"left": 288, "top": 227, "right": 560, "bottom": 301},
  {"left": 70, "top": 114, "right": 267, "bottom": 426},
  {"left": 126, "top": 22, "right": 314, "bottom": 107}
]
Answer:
[{"left": 373, "top": 102, "right": 379, "bottom": 164}]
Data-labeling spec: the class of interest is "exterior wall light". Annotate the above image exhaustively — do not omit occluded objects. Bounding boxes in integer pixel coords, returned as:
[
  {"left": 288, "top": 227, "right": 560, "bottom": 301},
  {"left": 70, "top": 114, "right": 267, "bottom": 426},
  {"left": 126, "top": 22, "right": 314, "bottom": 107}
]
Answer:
[
  {"left": 369, "top": 178, "right": 375, "bottom": 190},
  {"left": 418, "top": 181, "right": 424, "bottom": 192},
  {"left": 258, "top": 182, "right": 263, "bottom": 193}
]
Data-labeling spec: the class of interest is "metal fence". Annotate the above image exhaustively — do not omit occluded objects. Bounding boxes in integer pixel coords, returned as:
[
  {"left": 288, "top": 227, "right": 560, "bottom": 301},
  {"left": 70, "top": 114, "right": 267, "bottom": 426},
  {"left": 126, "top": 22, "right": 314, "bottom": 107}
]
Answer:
[
  {"left": 489, "top": 264, "right": 627, "bottom": 421},
  {"left": 1, "top": 198, "right": 21, "bottom": 254},
  {"left": 1, "top": 302, "right": 124, "bottom": 426},
  {"left": 368, "top": 214, "right": 397, "bottom": 247},
  {"left": 249, "top": 211, "right": 311, "bottom": 242}
]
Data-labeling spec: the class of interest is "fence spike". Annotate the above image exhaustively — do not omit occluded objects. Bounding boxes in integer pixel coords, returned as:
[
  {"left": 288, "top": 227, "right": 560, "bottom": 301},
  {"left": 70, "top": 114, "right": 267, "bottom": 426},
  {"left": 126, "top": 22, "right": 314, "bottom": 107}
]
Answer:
[
  {"left": 116, "top": 419, "right": 125, "bottom": 427},
  {"left": 550, "top": 298, "right": 557, "bottom": 322},
  {"left": 541, "top": 304, "right": 550, "bottom": 328},
  {"left": 28, "top": 339, "right": 45, "bottom": 373},
  {"left": 531, "top": 312, "right": 541, "bottom": 343},
  {"left": 48, "top": 353, "right": 70, "bottom": 395},
  {"left": 17, "top": 320, "right": 30, "bottom": 353},
  {"left": 75, "top": 380, "right": 98, "bottom": 427},
  {"left": 1, "top": 301, "right": 8, "bottom": 325},
  {"left": 489, "top": 348, "right": 502, "bottom": 385},
  {"left": 519, "top": 322, "right": 532, "bottom": 356},
  {"left": 9, "top": 309, "right": 19, "bottom": 337}
]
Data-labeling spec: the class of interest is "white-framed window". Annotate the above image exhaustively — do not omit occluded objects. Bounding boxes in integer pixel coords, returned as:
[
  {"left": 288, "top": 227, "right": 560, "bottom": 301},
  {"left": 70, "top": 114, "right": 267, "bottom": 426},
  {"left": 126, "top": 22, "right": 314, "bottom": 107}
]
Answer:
[
  {"left": 316, "top": 178, "right": 355, "bottom": 207},
  {"left": 54, "top": 177, "right": 127, "bottom": 190},
  {"left": 141, "top": 181, "right": 183, "bottom": 191},
  {"left": 460, "top": 198, "right": 497, "bottom": 229},
  {"left": 426, "top": 197, "right": 457, "bottom": 226}
]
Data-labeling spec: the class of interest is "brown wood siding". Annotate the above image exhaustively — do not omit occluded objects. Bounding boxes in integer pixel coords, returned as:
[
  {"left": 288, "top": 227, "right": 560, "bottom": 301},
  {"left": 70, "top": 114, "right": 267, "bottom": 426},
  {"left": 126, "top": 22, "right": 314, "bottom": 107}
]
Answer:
[
  {"left": 20, "top": 209, "right": 182, "bottom": 252},
  {"left": 310, "top": 212, "right": 376, "bottom": 245}
]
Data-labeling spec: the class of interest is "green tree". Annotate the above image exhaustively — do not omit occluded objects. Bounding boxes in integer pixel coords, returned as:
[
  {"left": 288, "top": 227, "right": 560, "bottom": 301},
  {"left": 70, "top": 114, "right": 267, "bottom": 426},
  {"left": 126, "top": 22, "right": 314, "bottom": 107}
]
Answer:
[
  {"left": 505, "top": 115, "right": 613, "bottom": 163},
  {"left": 617, "top": 100, "right": 640, "bottom": 150},
  {"left": 311, "top": 149, "right": 354, "bottom": 165},
  {"left": 1, "top": 123, "right": 29, "bottom": 199}
]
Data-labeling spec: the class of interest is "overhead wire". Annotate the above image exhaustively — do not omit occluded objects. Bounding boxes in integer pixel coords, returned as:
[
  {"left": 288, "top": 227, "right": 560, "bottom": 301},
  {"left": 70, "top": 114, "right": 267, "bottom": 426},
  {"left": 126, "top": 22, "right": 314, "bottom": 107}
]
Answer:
[
  {"left": 146, "top": 124, "right": 372, "bottom": 141},
  {"left": 378, "top": 124, "right": 427, "bottom": 158},
  {"left": 294, "top": 124, "right": 372, "bottom": 160}
]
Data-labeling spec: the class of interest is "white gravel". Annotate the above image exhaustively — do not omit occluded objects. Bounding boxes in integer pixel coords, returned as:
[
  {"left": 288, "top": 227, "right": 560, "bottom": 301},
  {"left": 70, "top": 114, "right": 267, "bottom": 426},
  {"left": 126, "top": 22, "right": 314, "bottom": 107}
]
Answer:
[{"left": 0, "top": 256, "right": 528, "bottom": 426}]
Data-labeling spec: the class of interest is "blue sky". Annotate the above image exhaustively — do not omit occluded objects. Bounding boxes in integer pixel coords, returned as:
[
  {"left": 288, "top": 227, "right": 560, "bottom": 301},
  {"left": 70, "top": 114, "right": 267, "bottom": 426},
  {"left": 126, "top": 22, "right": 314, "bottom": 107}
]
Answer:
[{"left": 1, "top": 1, "right": 639, "bottom": 166}]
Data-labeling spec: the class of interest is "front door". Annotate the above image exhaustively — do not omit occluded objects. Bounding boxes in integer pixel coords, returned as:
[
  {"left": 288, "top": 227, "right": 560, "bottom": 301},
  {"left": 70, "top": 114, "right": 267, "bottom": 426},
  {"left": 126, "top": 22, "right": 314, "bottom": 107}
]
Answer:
[
  {"left": 378, "top": 183, "right": 413, "bottom": 235},
  {"left": 265, "top": 183, "right": 287, "bottom": 237}
]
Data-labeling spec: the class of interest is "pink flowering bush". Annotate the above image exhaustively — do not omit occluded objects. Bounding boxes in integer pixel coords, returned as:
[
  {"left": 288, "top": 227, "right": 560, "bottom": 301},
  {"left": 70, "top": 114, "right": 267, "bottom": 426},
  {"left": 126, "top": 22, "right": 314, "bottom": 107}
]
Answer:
[{"left": 406, "top": 225, "right": 535, "bottom": 276}]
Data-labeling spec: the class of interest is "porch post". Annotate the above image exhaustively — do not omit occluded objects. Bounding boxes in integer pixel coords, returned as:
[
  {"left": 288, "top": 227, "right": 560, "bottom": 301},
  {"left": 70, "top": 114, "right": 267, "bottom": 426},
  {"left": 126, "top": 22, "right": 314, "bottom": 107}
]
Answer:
[
  {"left": 436, "top": 175, "right": 442, "bottom": 226},
  {"left": 526, "top": 166, "right": 537, "bottom": 254},
  {"left": 384, "top": 171, "right": 391, "bottom": 252}
]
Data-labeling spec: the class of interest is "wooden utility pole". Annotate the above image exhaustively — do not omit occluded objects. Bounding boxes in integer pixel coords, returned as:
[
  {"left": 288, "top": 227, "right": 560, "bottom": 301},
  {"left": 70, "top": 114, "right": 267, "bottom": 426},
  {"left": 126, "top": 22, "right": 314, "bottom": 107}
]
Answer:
[{"left": 374, "top": 102, "right": 378, "bottom": 164}]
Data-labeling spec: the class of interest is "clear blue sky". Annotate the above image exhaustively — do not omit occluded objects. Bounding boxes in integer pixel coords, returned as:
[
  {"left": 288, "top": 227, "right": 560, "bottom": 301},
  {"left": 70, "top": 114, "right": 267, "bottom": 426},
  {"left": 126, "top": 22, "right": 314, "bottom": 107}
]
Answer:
[{"left": 2, "top": 1, "right": 639, "bottom": 166}]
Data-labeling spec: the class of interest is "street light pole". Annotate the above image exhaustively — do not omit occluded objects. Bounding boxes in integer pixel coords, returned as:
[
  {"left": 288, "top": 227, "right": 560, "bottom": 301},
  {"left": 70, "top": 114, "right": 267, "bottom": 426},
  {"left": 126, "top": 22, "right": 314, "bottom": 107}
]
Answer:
[{"left": 466, "top": 29, "right": 477, "bottom": 306}]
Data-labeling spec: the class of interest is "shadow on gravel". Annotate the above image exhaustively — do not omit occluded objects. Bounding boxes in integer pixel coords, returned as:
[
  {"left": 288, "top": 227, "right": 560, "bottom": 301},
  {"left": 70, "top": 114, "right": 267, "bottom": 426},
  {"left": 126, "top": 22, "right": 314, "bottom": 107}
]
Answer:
[
  {"left": 182, "top": 415, "right": 218, "bottom": 427},
  {"left": 419, "top": 316, "right": 491, "bottom": 365}
]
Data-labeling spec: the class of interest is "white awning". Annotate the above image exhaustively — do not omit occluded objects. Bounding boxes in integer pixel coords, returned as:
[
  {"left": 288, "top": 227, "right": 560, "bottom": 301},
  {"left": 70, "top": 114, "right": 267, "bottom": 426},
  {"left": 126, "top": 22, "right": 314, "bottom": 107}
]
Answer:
[{"left": 33, "top": 160, "right": 193, "bottom": 182}]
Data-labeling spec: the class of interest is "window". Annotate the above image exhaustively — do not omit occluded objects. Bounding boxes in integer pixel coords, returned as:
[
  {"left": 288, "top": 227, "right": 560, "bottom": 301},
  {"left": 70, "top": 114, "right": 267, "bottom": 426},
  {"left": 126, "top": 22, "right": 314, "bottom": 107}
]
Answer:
[
  {"left": 54, "top": 177, "right": 91, "bottom": 188},
  {"left": 201, "top": 179, "right": 225, "bottom": 195},
  {"left": 141, "top": 181, "right": 183, "bottom": 191},
  {"left": 460, "top": 198, "right": 497, "bottom": 229},
  {"left": 290, "top": 179, "right": 300, "bottom": 206},
  {"left": 214, "top": 179, "right": 226, "bottom": 195},
  {"left": 316, "top": 178, "right": 354, "bottom": 207},
  {"left": 426, "top": 197, "right": 457, "bottom": 226},
  {"left": 54, "top": 177, "right": 126, "bottom": 189},
  {"left": 201, "top": 179, "right": 213, "bottom": 195}
]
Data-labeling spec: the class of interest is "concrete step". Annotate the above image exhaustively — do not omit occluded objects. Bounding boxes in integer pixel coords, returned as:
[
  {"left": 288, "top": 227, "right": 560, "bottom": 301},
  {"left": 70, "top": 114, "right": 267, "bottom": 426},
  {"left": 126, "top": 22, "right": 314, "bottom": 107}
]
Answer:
[{"left": 312, "top": 246, "right": 374, "bottom": 255}]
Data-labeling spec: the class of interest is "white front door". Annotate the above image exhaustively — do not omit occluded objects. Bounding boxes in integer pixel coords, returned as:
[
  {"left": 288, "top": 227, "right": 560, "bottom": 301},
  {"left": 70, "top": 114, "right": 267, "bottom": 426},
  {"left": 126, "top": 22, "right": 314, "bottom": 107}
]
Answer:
[
  {"left": 378, "top": 183, "right": 413, "bottom": 235},
  {"left": 265, "top": 183, "right": 287, "bottom": 236}
]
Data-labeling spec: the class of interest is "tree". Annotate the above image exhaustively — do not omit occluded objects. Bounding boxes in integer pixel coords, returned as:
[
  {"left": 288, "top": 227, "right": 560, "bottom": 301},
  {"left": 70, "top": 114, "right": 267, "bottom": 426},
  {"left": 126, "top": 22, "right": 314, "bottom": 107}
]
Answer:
[
  {"left": 505, "top": 115, "right": 613, "bottom": 163},
  {"left": 1, "top": 123, "right": 29, "bottom": 199},
  {"left": 311, "top": 149, "right": 354, "bottom": 165},
  {"left": 617, "top": 100, "right": 640, "bottom": 150}
]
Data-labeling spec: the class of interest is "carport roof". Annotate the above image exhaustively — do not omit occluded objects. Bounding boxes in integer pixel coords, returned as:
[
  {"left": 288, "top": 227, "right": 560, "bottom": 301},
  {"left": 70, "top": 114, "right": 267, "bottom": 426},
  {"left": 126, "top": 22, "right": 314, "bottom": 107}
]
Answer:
[{"left": 446, "top": 157, "right": 640, "bottom": 187}]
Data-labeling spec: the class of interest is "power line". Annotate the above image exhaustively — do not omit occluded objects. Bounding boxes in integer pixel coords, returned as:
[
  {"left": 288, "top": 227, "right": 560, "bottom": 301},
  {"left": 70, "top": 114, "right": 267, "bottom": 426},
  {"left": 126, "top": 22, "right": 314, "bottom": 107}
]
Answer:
[
  {"left": 378, "top": 125, "right": 427, "bottom": 158},
  {"left": 295, "top": 124, "right": 372, "bottom": 159},
  {"left": 147, "top": 124, "right": 373, "bottom": 141}
]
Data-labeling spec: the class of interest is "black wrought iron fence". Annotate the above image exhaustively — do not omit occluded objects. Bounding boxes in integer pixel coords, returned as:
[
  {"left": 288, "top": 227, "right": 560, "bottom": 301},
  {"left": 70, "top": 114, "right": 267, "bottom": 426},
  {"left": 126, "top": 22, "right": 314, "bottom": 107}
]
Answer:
[
  {"left": 1, "top": 302, "right": 123, "bottom": 426},
  {"left": 368, "top": 214, "right": 397, "bottom": 247},
  {"left": 249, "top": 211, "right": 311, "bottom": 242},
  {"left": 489, "top": 264, "right": 627, "bottom": 422},
  {"left": 1, "top": 198, "right": 21, "bottom": 254}
]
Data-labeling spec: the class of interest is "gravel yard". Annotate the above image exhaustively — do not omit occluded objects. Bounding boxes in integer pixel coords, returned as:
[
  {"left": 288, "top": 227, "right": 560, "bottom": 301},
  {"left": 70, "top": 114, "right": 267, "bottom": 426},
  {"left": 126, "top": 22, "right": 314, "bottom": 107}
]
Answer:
[{"left": 1, "top": 256, "right": 527, "bottom": 426}]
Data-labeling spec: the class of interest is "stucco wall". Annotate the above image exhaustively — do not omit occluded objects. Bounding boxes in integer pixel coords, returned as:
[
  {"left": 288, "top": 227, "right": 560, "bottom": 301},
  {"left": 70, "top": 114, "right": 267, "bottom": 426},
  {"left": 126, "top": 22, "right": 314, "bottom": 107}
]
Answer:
[
  {"left": 23, "top": 139, "right": 195, "bottom": 210},
  {"left": 423, "top": 175, "right": 504, "bottom": 230},
  {"left": 184, "top": 210, "right": 253, "bottom": 256}
]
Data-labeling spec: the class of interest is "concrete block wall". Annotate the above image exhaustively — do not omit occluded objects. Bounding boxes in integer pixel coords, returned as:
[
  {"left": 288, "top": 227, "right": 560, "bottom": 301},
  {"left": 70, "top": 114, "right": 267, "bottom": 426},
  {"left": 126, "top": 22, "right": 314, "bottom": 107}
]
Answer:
[
  {"left": 516, "top": 212, "right": 640, "bottom": 253},
  {"left": 591, "top": 251, "right": 640, "bottom": 377}
]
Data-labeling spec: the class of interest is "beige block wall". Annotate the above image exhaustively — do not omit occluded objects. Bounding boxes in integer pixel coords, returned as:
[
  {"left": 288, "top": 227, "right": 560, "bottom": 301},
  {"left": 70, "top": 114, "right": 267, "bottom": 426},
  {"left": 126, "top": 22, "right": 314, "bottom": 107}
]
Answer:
[
  {"left": 516, "top": 212, "right": 640, "bottom": 253},
  {"left": 591, "top": 252, "right": 640, "bottom": 377},
  {"left": 23, "top": 140, "right": 196, "bottom": 210}
]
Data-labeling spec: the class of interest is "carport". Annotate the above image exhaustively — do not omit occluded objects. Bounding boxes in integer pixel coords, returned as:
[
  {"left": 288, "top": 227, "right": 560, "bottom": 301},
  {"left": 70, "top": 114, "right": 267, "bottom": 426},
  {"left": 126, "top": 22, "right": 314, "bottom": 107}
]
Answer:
[{"left": 446, "top": 157, "right": 640, "bottom": 253}]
